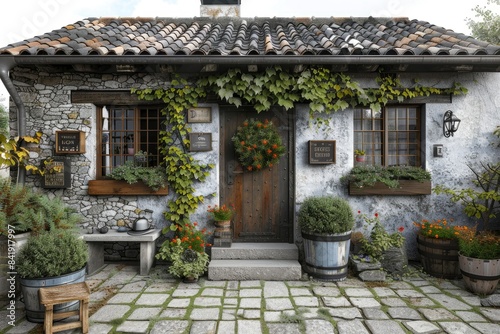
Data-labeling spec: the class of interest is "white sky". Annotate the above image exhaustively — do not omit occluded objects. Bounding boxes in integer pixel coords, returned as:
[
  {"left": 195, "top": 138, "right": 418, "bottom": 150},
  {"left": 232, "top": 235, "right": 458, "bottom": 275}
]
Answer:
[{"left": 0, "top": 0, "right": 490, "bottom": 106}]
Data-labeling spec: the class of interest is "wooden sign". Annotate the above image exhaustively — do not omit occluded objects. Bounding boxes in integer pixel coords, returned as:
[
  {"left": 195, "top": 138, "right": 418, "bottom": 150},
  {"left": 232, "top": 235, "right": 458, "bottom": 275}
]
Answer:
[
  {"left": 187, "top": 107, "right": 212, "bottom": 123},
  {"left": 189, "top": 133, "right": 212, "bottom": 151},
  {"left": 41, "top": 157, "right": 71, "bottom": 189},
  {"left": 55, "top": 131, "right": 85, "bottom": 154},
  {"left": 308, "top": 140, "right": 336, "bottom": 164}
]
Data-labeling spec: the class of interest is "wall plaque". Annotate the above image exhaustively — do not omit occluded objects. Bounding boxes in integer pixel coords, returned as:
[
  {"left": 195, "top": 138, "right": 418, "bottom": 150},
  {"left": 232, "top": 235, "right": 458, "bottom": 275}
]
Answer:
[
  {"left": 41, "top": 157, "right": 71, "bottom": 189},
  {"left": 189, "top": 133, "right": 212, "bottom": 151},
  {"left": 55, "top": 131, "right": 86, "bottom": 154},
  {"left": 308, "top": 140, "right": 336, "bottom": 164},
  {"left": 187, "top": 107, "right": 212, "bottom": 123}
]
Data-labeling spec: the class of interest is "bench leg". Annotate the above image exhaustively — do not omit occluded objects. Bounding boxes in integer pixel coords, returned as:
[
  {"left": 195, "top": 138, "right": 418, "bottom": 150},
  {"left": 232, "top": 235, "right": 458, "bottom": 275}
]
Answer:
[
  {"left": 81, "top": 299, "right": 89, "bottom": 333},
  {"left": 44, "top": 304, "right": 54, "bottom": 334},
  {"left": 86, "top": 242, "right": 104, "bottom": 275},
  {"left": 140, "top": 241, "right": 155, "bottom": 275}
]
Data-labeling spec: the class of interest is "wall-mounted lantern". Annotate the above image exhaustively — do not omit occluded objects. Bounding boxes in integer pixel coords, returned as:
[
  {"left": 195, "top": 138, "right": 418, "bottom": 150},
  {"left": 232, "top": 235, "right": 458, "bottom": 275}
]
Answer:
[{"left": 443, "top": 110, "right": 461, "bottom": 138}]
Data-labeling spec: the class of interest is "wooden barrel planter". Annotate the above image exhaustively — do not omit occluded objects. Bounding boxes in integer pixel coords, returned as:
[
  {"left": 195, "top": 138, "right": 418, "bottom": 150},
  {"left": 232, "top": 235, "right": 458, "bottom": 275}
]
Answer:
[
  {"left": 459, "top": 254, "right": 500, "bottom": 295},
  {"left": 302, "top": 231, "right": 351, "bottom": 281},
  {"left": 417, "top": 234, "right": 461, "bottom": 279}
]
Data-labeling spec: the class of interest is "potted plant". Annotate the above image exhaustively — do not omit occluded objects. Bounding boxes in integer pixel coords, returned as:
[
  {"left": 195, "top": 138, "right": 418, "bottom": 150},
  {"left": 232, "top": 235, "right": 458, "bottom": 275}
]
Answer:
[
  {"left": 456, "top": 226, "right": 500, "bottom": 295},
  {"left": 207, "top": 203, "right": 235, "bottom": 235},
  {"left": 16, "top": 229, "right": 88, "bottom": 322},
  {"left": 356, "top": 212, "right": 407, "bottom": 278},
  {"left": 298, "top": 196, "right": 354, "bottom": 281},
  {"left": 342, "top": 164, "right": 432, "bottom": 195},
  {"left": 156, "top": 222, "right": 212, "bottom": 282},
  {"left": 433, "top": 126, "right": 500, "bottom": 294},
  {"left": 354, "top": 149, "right": 366, "bottom": 162},
  {"left": 413, "top": 218, "right": 463, "bottom": 279}
]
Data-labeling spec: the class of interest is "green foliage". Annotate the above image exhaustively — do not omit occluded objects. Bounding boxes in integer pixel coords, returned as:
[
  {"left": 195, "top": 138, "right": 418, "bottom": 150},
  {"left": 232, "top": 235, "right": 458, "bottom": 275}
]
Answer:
[
  {"left": 357, "top": 212, "right": 405, "bottom": 260},
  {"left": 434, "top": 127, "right": 500, "bottom": 231},
  {"left": 132, "top": 76, "right": 213, "bottom": 226},
  {"left": 0, "top": 104, "right": 8, "bottom": 137},
  {"left": 199, "top": 66, "right": 466, "bottom": 126},
  {"left": 466, "top": 0, "right": 500, "bottom": 44},
  {"left": 0, "top": 177, "right": 81, "bottom": 236},
  {"left": 232, "top": 118, "right": 286, "bottom": 171},
  {"left": 16, "top": 230, "right": 88, "bottom": 278},
  {"left": 109, "top": 160, "right": 168, "bottom": 191},
  {"left": 457, "top": 226, "right": 500, "bottom": 259},
  {"left": 298, "top": 196, "right": 354, "bottom": 234},
  {"left": 155, "top": 222, "right": 211, "bottom": 279},
  {"left": 342, "top": 165, "right": 431, "bottom": 189}
]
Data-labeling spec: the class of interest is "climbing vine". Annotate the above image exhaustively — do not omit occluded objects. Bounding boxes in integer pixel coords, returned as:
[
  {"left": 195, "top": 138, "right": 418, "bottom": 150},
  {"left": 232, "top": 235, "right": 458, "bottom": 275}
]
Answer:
[
  {"left": 133, "top": 66, "right": 467, "bottom": 228},
  {"left": 132, "top": 76, "right": 213, "bottom": 228}
]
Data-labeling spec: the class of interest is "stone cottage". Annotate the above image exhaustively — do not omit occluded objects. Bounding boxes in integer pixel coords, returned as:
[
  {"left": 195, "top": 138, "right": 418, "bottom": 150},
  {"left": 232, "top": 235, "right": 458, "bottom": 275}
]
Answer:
[{"left": 1, "top": 0, "right": 499, "bottom": 279}]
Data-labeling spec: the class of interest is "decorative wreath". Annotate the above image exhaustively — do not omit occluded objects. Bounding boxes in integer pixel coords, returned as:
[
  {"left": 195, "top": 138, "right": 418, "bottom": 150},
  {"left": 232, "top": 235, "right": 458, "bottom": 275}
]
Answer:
[{"left": 232, "top": 119, "right": 286, "bottom": 171}]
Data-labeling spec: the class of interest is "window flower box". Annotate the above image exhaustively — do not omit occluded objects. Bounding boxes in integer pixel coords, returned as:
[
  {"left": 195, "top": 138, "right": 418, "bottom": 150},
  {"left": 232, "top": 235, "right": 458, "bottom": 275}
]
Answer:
[
  {"left": 88, "top": 180, "right": 168, "bottom": 196},
  {"left": 348, "top": 180, "right": 431, "bottom": 196}
]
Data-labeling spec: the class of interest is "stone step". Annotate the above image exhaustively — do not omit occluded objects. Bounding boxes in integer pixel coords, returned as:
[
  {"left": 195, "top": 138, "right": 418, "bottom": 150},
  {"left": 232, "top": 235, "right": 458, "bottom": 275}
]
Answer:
[
  {"left": 211, "top": 243, "right": 298, "bottom": 260},
  {"left": 208, "top": 259, "right": 302, "bottom": 281}
]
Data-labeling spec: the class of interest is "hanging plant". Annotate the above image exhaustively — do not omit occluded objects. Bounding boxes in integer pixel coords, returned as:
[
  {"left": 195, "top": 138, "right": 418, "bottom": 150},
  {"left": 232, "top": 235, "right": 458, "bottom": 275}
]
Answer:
[{"left": 232, "top": 119, "right": 286, "bottom": 171}]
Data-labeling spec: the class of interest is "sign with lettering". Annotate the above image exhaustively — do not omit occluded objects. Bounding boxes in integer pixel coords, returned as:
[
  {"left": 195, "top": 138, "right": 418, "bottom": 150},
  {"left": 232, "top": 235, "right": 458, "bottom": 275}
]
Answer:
[
  {"left": 187, "top": 107, "right": 212, "bottom": 123},
  {"left": 55, "top": 131, "right": 86, "bottom": 154},
  {"left": 41, "top": 157, "right": 71, "bottom": 189},
  {"left": 189, "top": 133, "right": 212, "bottom": 151},
  {"left": 308, "top": 140, "right": 336, "bottom": 164}
]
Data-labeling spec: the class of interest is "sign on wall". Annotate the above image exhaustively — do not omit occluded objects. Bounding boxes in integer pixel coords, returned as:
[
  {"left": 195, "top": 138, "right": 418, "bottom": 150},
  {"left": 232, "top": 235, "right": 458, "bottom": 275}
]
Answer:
[
  {"left": 41, "top": 157, "right": 71, "bottom": 189},
  {"left": 308, "top": 140, "right": 336, "bottom": 164},
  {"left": 55, "top": 131, "right": 86, "bottom": 154},
  {"left": 189, "top": 133, "right": 212, "bottom": 151},
  {"left": 187, "top": 107, "right": 212, "bottom": 123}
]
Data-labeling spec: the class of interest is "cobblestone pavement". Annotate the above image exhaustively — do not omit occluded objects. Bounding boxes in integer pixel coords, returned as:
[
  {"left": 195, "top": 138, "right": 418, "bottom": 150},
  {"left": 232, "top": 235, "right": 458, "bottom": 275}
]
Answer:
[{"left": 1, "top": 263, "right": 499, "bottom": 334}]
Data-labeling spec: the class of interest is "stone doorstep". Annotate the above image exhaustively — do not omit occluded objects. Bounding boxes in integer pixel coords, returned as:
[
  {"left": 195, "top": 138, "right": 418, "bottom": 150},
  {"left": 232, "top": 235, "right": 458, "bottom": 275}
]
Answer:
[
  {"left": 208, "top": 259, "right": 302, "bottom": 281},
  {"left": 211, "top": 243, "right": 299, "bottom": 260}
]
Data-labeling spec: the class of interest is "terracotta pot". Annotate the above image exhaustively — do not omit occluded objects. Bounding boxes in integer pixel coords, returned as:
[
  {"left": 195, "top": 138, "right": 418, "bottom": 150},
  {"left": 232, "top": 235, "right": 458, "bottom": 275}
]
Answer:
[
  {"left": 213, "top": 220, "right": 231, "bottom": 236},
  {"left": 355, "top": 155, "right": 365, "bottom": 162},
  {"left": 458, "top": 253, "right": 500, "bottom": 295}
]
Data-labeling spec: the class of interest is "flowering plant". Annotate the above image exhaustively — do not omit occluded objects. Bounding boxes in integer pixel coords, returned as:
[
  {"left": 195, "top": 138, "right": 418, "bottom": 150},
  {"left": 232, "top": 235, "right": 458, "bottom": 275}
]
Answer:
[
  {"left": 232, "top": 118, "right": 286, "bottom": 171},
  {"left": 456, "top": 225, "right": 500, "bottom": 259},
  {"left": 207, "top": 204, "right": 235, "bottom": 221},
  {"left": 413, "top": 218, "right": 465, "bottom": 240},
  {"left": 357, "top": 212, "right": 405, "bottom": 260},
  {"left": 156, "top": 222, "right": 212, "bottom": 279}
]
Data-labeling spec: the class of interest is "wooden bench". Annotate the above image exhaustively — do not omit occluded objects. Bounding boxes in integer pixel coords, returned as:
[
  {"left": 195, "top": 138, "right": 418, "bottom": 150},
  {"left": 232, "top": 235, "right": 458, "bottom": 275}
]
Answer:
[
  {"left": 82, "top": 229, "right": 161, "bottom": 275},
  {"left": 38, "top": 282, "right": 90, "bottom": 334}
]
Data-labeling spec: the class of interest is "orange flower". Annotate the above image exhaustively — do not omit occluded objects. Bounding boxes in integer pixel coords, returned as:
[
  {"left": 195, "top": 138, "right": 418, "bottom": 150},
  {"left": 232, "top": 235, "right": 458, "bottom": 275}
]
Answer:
[{"left": 262, "top": 139, "right": 268, "bottom": 145}]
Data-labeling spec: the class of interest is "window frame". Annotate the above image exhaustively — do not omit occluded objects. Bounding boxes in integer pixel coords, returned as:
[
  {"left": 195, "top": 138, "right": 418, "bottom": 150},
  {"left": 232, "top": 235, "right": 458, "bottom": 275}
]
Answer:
[
  {"left": 96, "top": 105, "right": 165, "bottom": 179},
  {"left": 353, "top": 104, "right": 425, "bottom": 167}
]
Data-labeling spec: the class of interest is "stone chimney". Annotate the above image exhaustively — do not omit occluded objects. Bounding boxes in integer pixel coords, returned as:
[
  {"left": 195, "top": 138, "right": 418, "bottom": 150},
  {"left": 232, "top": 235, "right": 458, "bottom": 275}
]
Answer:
[{"left": 200, "top": 0, "right": 241, "bottom": 18}]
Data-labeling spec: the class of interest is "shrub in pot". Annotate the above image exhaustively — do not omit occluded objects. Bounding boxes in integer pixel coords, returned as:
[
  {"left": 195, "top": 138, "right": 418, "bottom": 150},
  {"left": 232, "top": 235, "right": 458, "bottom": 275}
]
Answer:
[
  {"left": 298, "top": 196, "right": 354, "bottom": 281},
  {"left": 17, "top": 230, "right": 88, "bottom": 322}
]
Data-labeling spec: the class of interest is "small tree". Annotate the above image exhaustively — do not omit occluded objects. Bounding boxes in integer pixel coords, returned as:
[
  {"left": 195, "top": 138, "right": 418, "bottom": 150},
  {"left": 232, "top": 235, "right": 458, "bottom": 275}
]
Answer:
[
  {"left": 466, "top": 0, "right": 500, "bottom": 44},
  {"left": 434, "top": 126, "right": 500, "bottom": 231}
]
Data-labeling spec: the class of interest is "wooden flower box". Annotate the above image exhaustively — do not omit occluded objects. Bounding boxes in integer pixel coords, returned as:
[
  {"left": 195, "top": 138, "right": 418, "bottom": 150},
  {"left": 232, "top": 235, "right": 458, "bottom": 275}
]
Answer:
[
  {"left": 348, "top": 180, "right": 431, "bottom": 196},
  {"left": 88, "top": 180, "right": 168, "bottom": 196}
]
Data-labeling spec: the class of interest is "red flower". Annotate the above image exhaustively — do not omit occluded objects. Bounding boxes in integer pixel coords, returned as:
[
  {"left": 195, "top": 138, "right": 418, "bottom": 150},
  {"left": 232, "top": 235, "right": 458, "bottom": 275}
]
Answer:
[
  {"left": 374, "top": 212, "right": 379, "bottom": 218},
  {"left": 398, "top": 226, "right": 405, "bottom": 233}
]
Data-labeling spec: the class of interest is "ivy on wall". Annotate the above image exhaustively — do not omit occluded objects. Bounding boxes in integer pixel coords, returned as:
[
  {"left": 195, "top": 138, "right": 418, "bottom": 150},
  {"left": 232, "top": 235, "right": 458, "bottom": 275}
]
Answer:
[{"left": 133, "top": 66, "right": 467, "bottom": 227}]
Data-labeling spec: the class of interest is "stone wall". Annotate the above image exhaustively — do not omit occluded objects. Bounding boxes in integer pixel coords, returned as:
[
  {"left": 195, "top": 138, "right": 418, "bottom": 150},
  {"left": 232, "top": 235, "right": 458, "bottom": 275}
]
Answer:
[{"left": 8, "top": 68, "right": 500, "bottom": 260}]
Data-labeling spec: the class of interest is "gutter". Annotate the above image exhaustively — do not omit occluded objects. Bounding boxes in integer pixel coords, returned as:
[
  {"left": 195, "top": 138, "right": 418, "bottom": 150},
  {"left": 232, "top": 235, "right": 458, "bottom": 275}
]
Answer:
[
  {"left": 1, "top": 55, "right": 500, "bottom": 67},
  {"left": 0, "top": 58, "right": 26, "bottom": 184}
]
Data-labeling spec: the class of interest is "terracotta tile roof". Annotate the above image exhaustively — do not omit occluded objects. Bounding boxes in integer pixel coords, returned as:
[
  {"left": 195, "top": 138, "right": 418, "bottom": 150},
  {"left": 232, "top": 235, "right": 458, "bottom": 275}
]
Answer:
[{"left": 1, "top": 17, "right": 499, "bottom": 57}]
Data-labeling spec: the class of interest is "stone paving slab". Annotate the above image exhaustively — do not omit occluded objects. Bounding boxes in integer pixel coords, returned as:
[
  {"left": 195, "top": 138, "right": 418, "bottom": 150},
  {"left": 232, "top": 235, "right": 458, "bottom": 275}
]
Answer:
[{"left": 2, "top": 263, "right": 500, "bottom": 334}]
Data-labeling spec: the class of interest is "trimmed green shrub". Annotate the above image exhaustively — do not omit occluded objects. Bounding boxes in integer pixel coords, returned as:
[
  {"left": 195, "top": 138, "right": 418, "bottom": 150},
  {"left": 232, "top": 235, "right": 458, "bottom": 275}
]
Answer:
[
  {"left": 298, "top": 196, "right": 354, "bottom": 234},
  {"left": 16, "top": 230, "right": 88, "bottom": 278}
]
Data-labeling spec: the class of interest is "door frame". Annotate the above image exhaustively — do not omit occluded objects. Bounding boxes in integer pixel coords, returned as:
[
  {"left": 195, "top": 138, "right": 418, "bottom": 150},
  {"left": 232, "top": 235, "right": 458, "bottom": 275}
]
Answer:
[{"left": 218, "top": 105, "right": 296, "bottom": 243}]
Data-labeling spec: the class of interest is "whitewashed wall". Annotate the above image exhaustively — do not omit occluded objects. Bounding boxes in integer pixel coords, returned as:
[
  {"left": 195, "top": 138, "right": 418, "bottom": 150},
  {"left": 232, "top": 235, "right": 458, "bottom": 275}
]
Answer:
[{"left": 8, "top": 68, "right": 500, "bottom": 260}]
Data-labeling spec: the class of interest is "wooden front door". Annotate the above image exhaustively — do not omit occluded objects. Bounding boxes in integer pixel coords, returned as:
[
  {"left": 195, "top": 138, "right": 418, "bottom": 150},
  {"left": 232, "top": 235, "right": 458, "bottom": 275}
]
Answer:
[{"left": 220, "top": 106, "right": 294, "bottom": 243}]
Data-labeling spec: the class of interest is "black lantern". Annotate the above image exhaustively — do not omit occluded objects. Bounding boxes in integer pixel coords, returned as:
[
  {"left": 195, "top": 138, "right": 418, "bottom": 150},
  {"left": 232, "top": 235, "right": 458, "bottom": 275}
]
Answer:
[{"left": 443, "top": 110, "right": 461, "bottom": 138}]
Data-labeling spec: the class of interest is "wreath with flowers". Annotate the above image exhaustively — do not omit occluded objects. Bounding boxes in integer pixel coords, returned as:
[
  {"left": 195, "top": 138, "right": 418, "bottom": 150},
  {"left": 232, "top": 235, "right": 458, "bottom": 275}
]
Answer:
[{"left": 232, "top": 118, "right": 286, "bottom": 171}]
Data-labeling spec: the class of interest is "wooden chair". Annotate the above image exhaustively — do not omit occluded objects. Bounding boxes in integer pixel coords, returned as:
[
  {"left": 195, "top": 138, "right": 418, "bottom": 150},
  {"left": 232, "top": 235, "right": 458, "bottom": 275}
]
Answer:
[{"left": 38, "top": 282, "right": 90, "bottom": 334}]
